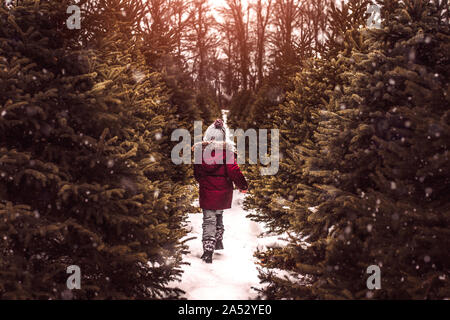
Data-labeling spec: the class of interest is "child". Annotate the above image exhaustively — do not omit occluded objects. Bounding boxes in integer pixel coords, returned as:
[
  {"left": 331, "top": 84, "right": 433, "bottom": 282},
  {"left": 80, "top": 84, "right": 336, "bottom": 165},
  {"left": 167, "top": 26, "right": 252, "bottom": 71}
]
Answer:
[{"left": 193, "top": 119, "right": 248, "bottom": 263}]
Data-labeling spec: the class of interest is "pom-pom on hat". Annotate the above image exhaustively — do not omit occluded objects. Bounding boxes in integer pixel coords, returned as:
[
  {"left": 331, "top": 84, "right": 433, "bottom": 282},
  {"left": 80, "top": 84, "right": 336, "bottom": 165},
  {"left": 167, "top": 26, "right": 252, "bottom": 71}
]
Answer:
[
  {"left": 198, "top": 118, "right": 236, "bottom": 153},
  {"left": 204, "top": 118, "right": 226, "bottom": 142}
]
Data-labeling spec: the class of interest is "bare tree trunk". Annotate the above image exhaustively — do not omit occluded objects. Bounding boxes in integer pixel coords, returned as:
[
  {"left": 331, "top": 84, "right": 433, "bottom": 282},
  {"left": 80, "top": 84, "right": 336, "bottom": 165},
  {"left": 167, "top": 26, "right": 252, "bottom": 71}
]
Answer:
[{"left": 255, "top": 0, "right": 272, "bottom": 89}]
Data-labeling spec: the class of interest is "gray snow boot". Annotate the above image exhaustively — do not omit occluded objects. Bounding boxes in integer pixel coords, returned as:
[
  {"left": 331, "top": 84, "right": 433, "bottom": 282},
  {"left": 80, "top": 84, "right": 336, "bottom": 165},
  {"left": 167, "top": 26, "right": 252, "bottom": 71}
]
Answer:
[
  {"left": 215, "top": 240, "right": 224, "bottom": 250},
  {"left": 201, "top": 251, "right": 213, "bottom": 263}
]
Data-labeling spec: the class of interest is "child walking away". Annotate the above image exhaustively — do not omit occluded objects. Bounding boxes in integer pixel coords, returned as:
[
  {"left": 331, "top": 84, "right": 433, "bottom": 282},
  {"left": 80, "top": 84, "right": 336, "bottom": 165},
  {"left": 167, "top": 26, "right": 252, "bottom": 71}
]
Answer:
[{"left": 193, "top": 119, "right": 248, "bottom": 263}]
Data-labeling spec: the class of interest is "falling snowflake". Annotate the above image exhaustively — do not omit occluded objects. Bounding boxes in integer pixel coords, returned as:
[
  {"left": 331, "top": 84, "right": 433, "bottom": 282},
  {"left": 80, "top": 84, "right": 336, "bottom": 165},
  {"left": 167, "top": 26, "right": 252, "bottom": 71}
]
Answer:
[
  {"left": 132, "top": 70, "right": 145, "bottom": 83},
  {"left": 60, "top": 289, "right": 73, "bottom": 300},
  {"left": 328, "top": 224, "right": 336, "bottom": 234}
]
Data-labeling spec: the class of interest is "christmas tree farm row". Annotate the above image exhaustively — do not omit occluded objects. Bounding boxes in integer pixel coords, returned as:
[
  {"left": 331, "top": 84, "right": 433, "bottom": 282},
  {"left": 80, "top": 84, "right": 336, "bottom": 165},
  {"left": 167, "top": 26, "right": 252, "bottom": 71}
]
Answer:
[{"left": 236, "top": 0, "right": 449, "bottom": 299}]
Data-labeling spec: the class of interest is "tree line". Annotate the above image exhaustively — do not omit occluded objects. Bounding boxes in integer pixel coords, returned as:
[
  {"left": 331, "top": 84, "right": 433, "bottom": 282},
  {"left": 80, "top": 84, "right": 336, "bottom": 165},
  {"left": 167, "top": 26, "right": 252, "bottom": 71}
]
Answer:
[{"left": 75, "top": 0, "right": 360, "bottom": 107}]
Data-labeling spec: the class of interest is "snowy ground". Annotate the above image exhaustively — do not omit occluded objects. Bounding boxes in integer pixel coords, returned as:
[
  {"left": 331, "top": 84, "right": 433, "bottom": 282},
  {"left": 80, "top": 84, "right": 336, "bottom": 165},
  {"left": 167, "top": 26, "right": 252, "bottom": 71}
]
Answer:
[
  {"left": 167, "top": 110, "right": 291, "bottom": 299},
  {"left": 169, "top": 190, "right": 289, "bottom": 300}
]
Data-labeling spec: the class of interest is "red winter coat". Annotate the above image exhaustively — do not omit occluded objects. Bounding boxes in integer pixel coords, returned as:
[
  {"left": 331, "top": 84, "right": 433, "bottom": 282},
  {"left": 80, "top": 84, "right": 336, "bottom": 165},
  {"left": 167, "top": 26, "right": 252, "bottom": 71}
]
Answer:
[{"left": 193, "top": 143, "right": 248, "bottom": 210}]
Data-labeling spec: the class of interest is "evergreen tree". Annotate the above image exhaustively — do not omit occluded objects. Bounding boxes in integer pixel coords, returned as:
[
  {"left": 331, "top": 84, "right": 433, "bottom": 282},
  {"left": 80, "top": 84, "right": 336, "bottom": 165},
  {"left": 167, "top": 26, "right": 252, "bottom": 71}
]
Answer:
[
  {"left": 0, "top": 0, "right": 193, "bottom": 299},
  {"left": 245, "top": 0, "right": 370, "bottom": 233},
  {"left": 227, "top": 90, "right": 256, "bottom": 129},
  {"left": 245, "top": 57, "right": 345, "bottom": 232},
  {"left": 253, "top": 0, "right": 450, "bottom": 299}
]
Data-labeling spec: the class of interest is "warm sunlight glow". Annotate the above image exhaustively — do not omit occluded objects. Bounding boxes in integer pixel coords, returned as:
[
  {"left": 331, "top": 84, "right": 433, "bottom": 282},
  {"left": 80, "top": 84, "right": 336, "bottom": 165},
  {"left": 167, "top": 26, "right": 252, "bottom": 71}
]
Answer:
[{"left": 209, "top": 0, "right": 251, "bottom": 11}]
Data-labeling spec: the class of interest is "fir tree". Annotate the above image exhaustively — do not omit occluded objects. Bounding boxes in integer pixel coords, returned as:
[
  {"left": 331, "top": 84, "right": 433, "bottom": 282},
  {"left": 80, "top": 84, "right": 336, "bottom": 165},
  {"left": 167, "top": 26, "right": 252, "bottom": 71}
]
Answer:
[
  {"left": 253, "top": 0, "right": 450, "bottom": 299},
  {"left": 0, "top": 0, "right": 193, "bottom": 299},
  {"left": 246, "top": 0, "right": 370, "bottom": 236}
]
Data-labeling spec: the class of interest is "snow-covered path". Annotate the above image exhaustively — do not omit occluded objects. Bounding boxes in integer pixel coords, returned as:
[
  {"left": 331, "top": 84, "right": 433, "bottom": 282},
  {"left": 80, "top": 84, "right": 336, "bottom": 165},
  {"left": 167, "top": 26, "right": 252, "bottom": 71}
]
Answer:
[
  {"left": 171, "top": 191, "right": 264, "bottom": 300},
  {"left": 169, "top": 190, "right": 291, "bottom": 299},
  {"left": 168, "top": 110, "right": 290, "bottom": 299}
]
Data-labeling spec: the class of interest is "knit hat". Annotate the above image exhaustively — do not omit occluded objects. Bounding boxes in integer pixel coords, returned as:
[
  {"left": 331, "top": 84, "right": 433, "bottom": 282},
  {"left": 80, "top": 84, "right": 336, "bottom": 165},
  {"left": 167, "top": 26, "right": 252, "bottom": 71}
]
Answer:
[{"left": 203, "top": 118, "right": 236, "bottom": 152}]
